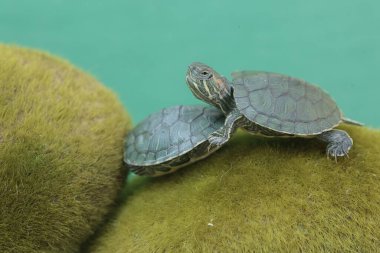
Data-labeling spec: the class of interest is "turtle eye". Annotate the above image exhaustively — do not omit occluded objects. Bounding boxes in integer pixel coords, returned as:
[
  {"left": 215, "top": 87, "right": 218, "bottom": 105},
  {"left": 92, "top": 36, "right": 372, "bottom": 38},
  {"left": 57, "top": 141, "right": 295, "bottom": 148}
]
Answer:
[{"left": 199, "top": 69, "right": 213, "bottom": 79}]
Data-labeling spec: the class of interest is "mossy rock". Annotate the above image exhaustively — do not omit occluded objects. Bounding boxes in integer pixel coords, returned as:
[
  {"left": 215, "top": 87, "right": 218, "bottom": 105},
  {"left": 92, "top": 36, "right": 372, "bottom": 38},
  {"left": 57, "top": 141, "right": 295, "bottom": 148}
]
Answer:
[
  {"left": 0, "top": 44, "right": 131, "bottom": 253},
  {"left": 89, "top": 125, "right": 380, "bottom": 252}
]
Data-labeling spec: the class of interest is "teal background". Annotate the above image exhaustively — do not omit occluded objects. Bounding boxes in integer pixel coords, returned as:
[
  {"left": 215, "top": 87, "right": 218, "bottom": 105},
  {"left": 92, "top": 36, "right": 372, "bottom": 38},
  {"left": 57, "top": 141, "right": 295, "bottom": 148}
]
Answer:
[{"left": 1, "top": 0, "right": 379, "bottom": 126}]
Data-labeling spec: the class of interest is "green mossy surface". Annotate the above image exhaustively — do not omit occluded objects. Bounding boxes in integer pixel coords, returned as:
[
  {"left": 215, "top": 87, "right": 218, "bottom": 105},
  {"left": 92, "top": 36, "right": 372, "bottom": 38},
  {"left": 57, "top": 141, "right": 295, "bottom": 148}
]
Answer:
[
  {"left": 0, "top": 44, "right": 131, "bottom": 253},
  {"left": 89, "top": 125, "right": 380, "bottom": 253}
]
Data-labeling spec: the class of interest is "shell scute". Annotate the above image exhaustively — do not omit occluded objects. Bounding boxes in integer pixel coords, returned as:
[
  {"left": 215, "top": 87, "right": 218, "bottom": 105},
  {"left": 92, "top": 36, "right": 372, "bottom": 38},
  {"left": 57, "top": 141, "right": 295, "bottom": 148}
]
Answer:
[
  {"left": 124, "top": 105, "right": 224, "bottom": 166},
  {"left": 280, "top": 121, "right": 295, "bottom": 133},
  {"left": 288, "top": 77, "right": 306, "bottom": 101},
  {"left": 233, "top": 72, "right": 341, "bottom": 135}
]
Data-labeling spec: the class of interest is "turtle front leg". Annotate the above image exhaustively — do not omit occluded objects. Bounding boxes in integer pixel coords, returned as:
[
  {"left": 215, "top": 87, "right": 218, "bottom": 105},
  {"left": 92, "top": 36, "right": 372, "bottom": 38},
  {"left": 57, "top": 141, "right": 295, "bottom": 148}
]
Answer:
[
  {"left": 208, "top": 109, "right": 243, "bottom": 146},
  {"left": 316, "top": 129, "right": 353, "bottom": 160}
]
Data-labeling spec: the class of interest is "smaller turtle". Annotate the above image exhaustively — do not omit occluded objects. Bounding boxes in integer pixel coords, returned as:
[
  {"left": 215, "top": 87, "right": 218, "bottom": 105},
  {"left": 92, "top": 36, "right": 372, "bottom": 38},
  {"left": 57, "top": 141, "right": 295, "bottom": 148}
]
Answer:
[
  {"left": 186, "top": 62, "right": 362, "bottom": 159},
  {"left": 124, "top": 105, "right": 225, "bottom": 176}
]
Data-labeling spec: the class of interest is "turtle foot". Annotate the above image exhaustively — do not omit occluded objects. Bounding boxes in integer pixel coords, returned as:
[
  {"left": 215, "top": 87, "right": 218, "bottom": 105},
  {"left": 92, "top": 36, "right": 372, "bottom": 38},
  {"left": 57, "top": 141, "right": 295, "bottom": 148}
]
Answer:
[
  {"left": 326, "top": 140, "right": 352, "bottom": 160},
  {"left": 317, "top": 129, "right": 353, "bottom": 161},
  {"left": 208, "top": 131, "right": 229, "bottom": 147}
]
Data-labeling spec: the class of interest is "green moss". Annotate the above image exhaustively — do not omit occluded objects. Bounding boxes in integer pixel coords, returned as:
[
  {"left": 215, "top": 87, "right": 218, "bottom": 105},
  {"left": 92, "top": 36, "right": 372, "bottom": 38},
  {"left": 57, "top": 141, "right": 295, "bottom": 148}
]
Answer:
[
  {"left": 0, "top": 44, "right": 131, "bottom": 253},
  {"left": 89, "top": 125, "right": 380, "bottom": 252}
]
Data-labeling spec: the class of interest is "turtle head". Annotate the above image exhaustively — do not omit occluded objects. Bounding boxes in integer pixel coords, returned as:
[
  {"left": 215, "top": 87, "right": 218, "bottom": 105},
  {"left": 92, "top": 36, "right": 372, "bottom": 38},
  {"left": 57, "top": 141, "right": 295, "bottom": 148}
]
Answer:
[{"left": 186, "top": 62, "right": 235, "bottom": 114}]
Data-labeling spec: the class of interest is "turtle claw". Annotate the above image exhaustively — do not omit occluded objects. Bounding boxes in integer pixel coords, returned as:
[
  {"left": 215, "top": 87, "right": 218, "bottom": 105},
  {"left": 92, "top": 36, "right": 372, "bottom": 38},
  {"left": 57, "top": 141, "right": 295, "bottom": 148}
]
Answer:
[
  {"left": 326, "top": 141, "right": 351, "bottom": 161},
  {"left": 319, "top": 129, "right": 353, "bottom": 162}
]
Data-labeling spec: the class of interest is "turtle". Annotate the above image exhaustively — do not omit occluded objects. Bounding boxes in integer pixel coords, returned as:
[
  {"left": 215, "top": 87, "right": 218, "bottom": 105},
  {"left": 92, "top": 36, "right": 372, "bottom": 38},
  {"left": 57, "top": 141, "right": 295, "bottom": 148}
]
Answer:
[
  {"left": 124, "top": 105, "right": 225, "bottom": 176},
  {"left": 185, "top": 62, "right": 363, "bottom": 160}
]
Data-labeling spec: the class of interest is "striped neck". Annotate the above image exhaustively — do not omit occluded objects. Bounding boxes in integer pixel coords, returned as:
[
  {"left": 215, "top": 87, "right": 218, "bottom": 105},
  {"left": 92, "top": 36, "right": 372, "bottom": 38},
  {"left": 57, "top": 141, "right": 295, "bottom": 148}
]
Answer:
[{"left": 186, "top": 71, "right": 235, "bottom": 115}]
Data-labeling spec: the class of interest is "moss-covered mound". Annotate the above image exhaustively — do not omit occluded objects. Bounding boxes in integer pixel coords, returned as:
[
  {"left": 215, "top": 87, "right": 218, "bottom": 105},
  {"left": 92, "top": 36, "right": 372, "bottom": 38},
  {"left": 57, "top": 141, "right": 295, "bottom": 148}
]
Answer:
[
  {"left": 89, "top": 125, "right": 380, "bottom": 252},
  {"left": 0, "top": 44, "right": 131, "bottom": 253}
]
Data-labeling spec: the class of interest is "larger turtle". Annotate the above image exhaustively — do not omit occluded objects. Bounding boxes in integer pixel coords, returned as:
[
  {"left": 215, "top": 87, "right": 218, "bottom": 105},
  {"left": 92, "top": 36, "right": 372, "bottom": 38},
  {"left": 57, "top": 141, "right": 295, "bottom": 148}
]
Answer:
[
  {"left": 124, "top": 105, "right": 225, "bottom": 176},
  {"left": 185, "top": 62, "right": 362, "bottom": 159}
]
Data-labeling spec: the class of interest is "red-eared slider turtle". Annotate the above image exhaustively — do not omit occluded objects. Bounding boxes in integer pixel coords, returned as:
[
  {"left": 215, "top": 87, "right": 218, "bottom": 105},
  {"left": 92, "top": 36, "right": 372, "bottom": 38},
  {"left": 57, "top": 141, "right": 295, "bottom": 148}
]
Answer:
[
  {"left": 186, "top": 62, "right": 362, "bottom": 159},
  {"left": 124, "top": 105, "right": 225, "bottom": 176}
]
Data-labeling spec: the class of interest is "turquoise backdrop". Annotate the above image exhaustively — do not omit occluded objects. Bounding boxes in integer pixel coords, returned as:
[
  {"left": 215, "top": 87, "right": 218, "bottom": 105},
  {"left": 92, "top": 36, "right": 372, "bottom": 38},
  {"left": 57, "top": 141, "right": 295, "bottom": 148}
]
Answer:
[{"left": 1, "top": 0, "right": 379, "bottom": 126}]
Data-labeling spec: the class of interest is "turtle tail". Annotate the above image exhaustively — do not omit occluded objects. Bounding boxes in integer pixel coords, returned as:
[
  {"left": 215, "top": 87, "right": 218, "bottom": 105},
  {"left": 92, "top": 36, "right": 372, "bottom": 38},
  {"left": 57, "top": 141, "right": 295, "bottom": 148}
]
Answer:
[{"left": 342, "top": 117, "right": 364, "bottom": 126}]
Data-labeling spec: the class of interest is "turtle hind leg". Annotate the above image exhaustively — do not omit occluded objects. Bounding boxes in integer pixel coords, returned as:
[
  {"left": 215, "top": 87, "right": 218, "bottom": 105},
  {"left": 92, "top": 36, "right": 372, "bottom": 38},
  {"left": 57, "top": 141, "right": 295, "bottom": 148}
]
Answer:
[{"left": 316, "top": 129, "right": 353, "bottom": 160}]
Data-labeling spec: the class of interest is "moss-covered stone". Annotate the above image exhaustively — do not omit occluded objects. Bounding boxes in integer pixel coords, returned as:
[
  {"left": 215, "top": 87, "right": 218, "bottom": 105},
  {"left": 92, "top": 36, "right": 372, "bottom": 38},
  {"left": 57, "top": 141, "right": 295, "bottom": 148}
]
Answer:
[
  {"left": 89, "top": 125, "right": 380, "bottom": 252},
  {"left": 0, "top": 44, "right": 131, "bottom": 253}
]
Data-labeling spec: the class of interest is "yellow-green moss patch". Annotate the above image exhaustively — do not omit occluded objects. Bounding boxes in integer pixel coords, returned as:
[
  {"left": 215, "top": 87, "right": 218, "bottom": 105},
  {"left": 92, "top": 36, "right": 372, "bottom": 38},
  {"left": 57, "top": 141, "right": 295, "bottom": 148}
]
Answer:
[
  {"left": 89, "top": 125, "right": 380, "bottom": 252},
  {"left": 0, "top": 44, "right": 131, "bottom": 253}
]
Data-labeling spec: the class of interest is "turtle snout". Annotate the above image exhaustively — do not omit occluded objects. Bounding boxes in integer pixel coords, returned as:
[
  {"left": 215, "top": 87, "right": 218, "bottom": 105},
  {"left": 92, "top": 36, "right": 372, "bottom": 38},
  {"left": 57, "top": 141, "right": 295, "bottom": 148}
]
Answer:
[
  {"left": 187, "top": 64, "right": 202, "bottom": 81},
  {"left": 188, "top": 63, "right": 197, "bottom": 71},
  {"left": 186, "top": 67, "right": 194, "bottom": 82},
  {"left": 187, "top": 64, "right": 200, "bottom": 78}
]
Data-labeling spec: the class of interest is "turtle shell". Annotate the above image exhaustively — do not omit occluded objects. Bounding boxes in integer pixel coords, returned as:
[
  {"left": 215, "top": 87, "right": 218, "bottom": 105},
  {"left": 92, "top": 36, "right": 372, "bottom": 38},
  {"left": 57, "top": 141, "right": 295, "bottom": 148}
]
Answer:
[
  {"left": 232, "top": 71, "right": 342, "bottom": 135},
  {"left": 124, "top": 105, "right": 225, "bottom": 166}
]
